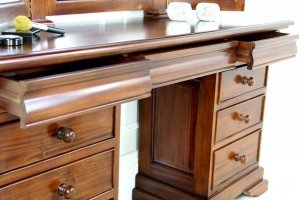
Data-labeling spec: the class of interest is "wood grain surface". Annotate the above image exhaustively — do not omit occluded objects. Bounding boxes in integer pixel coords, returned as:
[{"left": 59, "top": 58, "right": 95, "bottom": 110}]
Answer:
[
  {"left": 0, "top": 150, "right": 115, "bottom": 200},
  {"left": 219, "top": 67, "right": 267, "bottom": 103},
  {"left": 237, "top": 32, "right": 298, "bottom": 69},
  {"left": 215, "top": 96, "right": 265, "bottom": 142},
  {"left": 0, "top": 18, "right": 293, "bottom": 71},
  {"left": 213, "top": 131, "right": 261, "bottom": 188},
  {"left": 0, "top": 59, "right": 151, "bottom": 128},
  {"left": 0, "top": 108, "right": 115, "bottom": 174}
]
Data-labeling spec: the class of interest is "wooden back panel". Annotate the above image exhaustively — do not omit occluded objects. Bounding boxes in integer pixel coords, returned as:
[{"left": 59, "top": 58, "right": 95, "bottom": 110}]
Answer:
[
  {"left": 30, "top": 0, "right": 245, "bottom": 19},
  {"left": 170, "top": 0, "right": 245, "bottom": 10},
  {"left": 0, "top": 0, "right": 245, "bottom": 21},
  {"left": 31, "top": 0, "right": 154, "bottom": 19}
]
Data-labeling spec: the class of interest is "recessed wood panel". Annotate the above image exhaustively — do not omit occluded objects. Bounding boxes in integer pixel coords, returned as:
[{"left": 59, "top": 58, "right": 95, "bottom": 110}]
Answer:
[{"left": 153, "top": 81, "right": 199, "bottom": 174}]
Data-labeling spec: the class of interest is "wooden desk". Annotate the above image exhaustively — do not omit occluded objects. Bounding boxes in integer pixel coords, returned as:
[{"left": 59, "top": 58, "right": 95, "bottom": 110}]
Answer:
[{"left": 0, "top": 14, "right": 298, "bottom": 199}]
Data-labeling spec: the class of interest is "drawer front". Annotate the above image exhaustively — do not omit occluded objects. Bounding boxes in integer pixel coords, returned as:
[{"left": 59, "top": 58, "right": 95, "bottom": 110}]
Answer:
[
  {"left": 0, "top": 59, "right": 150, "bottom": 128},
  {"left": 219, "top": 67, "right": 267, "bottom": 102},
  {"left": 0, "top": 108, "right": 116, "bottom": 174},
  {"left": 212, "top": 131, "right": 261, "bottom": 188},
  {"left": 237, "top": 33, "right": 298, "bottom": 70},
  {"left": 216, "top": 96, "right": 264, "bottom": 143},
  {"left": 0, "top": 149, "right": 115, "bottom": 200},
  {"left": 144, "top": 42, "right": 237, "bottom": 87}
]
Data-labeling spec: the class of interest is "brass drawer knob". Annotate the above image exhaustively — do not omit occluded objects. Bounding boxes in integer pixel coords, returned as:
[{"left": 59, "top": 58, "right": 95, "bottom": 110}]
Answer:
[
  {"left": 234, "top": 154, "right": 248, "bottom": 164},
  {"left": 241, "top": 76, "right": 255, "bottom": 86},
  {"left": 57, "top": 183, "right": 76, "bottom": 199},
  {"left": 56, "top": 127, "right": 76, "bottom": 143},
  {"left": 238, "top": 114, "right": 251, "bottom": 123}
]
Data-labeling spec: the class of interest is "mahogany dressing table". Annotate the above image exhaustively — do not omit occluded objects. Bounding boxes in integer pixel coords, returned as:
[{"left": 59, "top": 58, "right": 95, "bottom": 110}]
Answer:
[{"left": 0, "top": 0, "right": 298, "bottom": 199}]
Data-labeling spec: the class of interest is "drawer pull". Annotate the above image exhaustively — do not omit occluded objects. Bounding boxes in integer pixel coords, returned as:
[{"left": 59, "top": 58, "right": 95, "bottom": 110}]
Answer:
[
  {"left": 238, "top": 114, "right": 251, "bottom": 123},
  {"left": 234, "top": 154, "right": 248, "bottom": 164},
  {"left": 57, "top": 183, "right": 77, "bottom": 199},
  {"left": 57, "top": 127, "right": 76, "bottom": 143},
  {"left": 241, "top": 76, "right": 255, "bottom": 86}
]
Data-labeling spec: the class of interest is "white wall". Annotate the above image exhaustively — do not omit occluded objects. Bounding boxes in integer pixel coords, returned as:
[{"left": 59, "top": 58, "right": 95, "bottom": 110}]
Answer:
[
  {"left": 237, "top": 0, "right": 300, "bottom": 199},
  {"left": 119, "top": 1, "right": 300, "bottom": 200}
]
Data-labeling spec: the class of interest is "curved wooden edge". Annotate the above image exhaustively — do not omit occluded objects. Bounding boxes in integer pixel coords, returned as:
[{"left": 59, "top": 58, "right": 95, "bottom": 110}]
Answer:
[
  {"left": 237, "top": 34, "right": 298, "bottom": 70},
  {"left": 134, "top": 168, "right": 265, "bottom": 200},
  {"left": 243, "top": 179, "right": 268, "bottom": 197}
]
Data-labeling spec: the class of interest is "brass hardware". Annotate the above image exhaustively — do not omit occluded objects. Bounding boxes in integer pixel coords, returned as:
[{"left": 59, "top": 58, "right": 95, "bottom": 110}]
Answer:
[
  {"left": 56, "top": 127, "right": 76, "bottom": 143},
  {"left": 238, "top": 114, "right": 251, "bottom": 123},
  {"left": 57, "top": 183, "right": 76, "bottom": 199},
  {"left": 241, "top": 76, "right": 255, "bottom": 86},
  {"left": 234, "top": 154, "right": 248, "bottom": 164}
]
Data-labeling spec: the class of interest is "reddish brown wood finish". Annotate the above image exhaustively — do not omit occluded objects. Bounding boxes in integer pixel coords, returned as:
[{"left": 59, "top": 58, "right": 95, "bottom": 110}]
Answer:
[
  {"left": 215, "top": 96, "right": 265, "bottom": 143},
  {"left": 136, "top": 66, "right": 269, "bottom": 199},
  {"left": 0, "top": 108, "right": 115, "bottom": 174},
  {"left": 219, "top": 67, "right": 267, "bottom": 102},
  {"left": 147, "top": 0, "right": 244, "bottom": 16},
  {"left": 0, "top": 19, "right": 294, "bottom": 72},
  {"left": 213, "top": 131, "right": 261, "bottom": 188},
  {"left": 243, "top": 179, "right": 268, "bottom": 197},
  {"left": 30, "top": 0, "right": 153, "bottom": 19},
  {"left": 0, "top": 59, "right": 151, "bottom": 128},
  {"left": 0, "top": 8, "right": 298, "bottom": 200},
  {"left": 139, "top": 75, "right": 220, "bottom": 196},
  {"left": 134, "top": 167, "right": 264, "bottom": 200},
  {"left": 169, "top": 0, "right": 245, "bottom": 10},
  {"left": 144, "top": 42, "right": 237, "bottom": 87},
  {"left": 237, "top": 32, "right": 298, "bottom": 69},
  {"left": 152, "top": 81, "right": 199, "bottom": 174},
  {"left": 0, "top": 150, "right": 115, "bottom": 200},
  {"left": 28, "top": 0, "right": 244, "bottom": 19}
]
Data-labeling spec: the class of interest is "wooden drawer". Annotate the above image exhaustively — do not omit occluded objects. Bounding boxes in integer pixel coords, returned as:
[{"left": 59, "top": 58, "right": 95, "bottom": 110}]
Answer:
[
  {"left": 0, "top": 107, "right": 117, "bottom": 174},
  {"left": 0, "top": 58, "right": 151, "bottom": 128},
  {"left": 237, "top": 32, "right": 298, "bottom": 70},
  {"left": 212, "top": 131, "right": 261, "bottom": 188},
  {"left": 219, "top": 67, "right": 267, "bottom": 102},
  {"left": 143, "top": 41, "right": 237, "bottom": 87},
  {"left": 215, "top": 96, "right": 264, "bottom": 143},
  {"left": 0, "top": 149, "right": 115, "bottom": 200}
]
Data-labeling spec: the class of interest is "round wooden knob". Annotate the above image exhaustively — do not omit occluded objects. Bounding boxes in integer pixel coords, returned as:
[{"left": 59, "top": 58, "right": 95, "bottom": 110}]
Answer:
[
  {"left": 234, "top": 154, "right": 248, "bottom": 164},
  {"left": 57, "top": 183, "right": 76, "bottom": 199},
  {"left": 56, "top": 127, "right": 76, "bottom": 143},
  {"left": 241, "top": 76, "right": 255, "bottom": 86},
  {"left": 238, "top": 114, "right": 251, "bottom": 123}
]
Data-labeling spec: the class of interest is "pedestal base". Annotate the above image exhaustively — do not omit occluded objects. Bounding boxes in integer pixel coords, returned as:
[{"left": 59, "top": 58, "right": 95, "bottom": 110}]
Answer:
[{"left": 133, "top": 168, "right": 267, "bottom": 200}]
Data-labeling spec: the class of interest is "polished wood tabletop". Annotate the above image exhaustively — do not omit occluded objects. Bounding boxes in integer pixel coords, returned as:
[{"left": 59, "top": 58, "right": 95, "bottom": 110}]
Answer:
[{"left": 0, "top": 12, "right": 293, "bottom": 71}]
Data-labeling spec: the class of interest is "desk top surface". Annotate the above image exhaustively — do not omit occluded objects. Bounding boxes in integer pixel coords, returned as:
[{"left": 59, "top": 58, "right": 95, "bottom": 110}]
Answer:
[{"left": 0, "top": 12, "right": 293, "bottom": 70}]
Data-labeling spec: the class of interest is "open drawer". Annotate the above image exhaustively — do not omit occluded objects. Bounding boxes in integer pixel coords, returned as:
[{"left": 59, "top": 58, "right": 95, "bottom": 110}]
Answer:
[
  {"left": 237, "top": 32, "right": 298, "bottom": 70},
  {"left": 142, "top": 41, "right": 238, "bottom": 87},
  {"left": 0, "top": 57, "right": 151, "bottom": 128}
]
